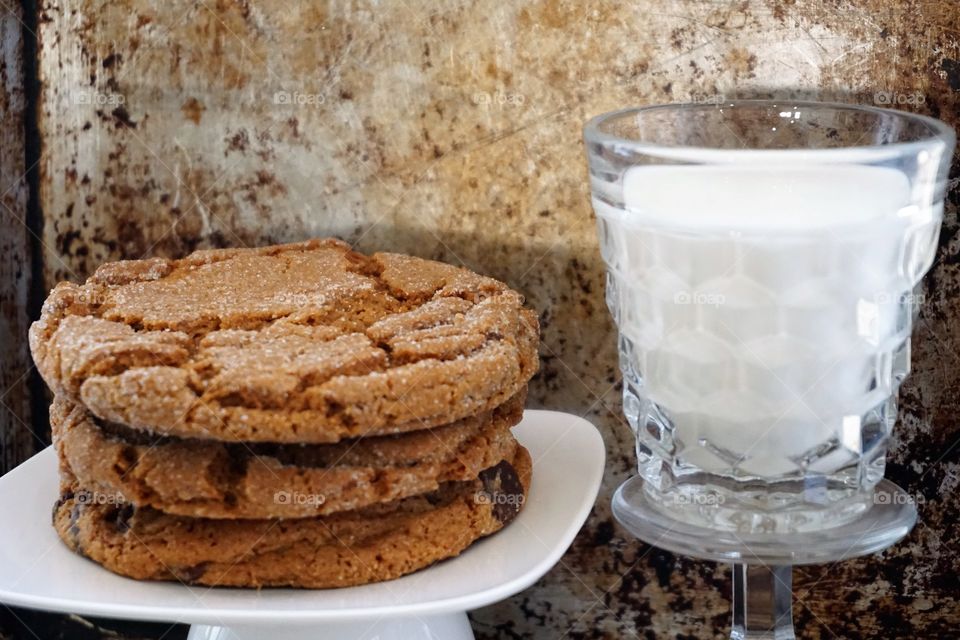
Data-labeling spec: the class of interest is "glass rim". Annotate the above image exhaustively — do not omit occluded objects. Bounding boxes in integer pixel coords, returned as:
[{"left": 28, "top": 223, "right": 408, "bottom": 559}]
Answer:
[{"left": 583, "top": 99, "right": 956, "bottom": 164}]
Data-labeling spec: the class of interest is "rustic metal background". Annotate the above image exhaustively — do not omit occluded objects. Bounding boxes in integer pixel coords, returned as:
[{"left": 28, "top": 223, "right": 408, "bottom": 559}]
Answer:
[{"left": 2, "top": 0, "right": 959, "bottom": 637}]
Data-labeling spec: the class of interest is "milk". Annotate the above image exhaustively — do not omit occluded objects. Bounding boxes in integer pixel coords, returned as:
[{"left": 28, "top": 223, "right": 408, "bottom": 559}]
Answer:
[{"left": 596, "top": 165, "right": 940, "bottom": 478}]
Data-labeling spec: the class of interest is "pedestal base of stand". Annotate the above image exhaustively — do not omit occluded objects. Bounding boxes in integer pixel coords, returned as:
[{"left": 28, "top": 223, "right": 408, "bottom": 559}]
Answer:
[
  {"left": 187, "top": 612, "right": 474, "bottom": 640},
  {"left": 613, "top": 476, "right": 918, "bottom": 639}
]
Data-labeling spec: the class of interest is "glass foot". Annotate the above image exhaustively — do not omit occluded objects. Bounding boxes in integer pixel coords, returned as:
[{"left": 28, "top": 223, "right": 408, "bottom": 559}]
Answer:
[
  {"left": 613, "top": 475, "right": 918, "bottom": 639},
  {"left": 612, "top": 475, "right": 917, "bottom": 565}
]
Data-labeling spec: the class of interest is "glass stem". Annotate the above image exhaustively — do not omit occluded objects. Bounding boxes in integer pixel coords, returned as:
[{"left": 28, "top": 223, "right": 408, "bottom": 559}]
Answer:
[{"left": 730, "top": 564, "right": 796, "bottom": 640}]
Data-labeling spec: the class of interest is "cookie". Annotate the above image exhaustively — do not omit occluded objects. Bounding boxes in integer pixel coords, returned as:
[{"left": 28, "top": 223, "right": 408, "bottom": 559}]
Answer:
[
  {"left": 52, "top": 391, "right": 524, "bottom": 518},
  {"left": 54, "top": 446, "right": 531, "bottom": 588},
  {"left": 30, "top": 238, "right": 540, "bottom": 442}
]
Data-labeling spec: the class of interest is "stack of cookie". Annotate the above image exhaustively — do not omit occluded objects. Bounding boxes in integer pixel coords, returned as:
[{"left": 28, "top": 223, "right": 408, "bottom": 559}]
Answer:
[{"left": 29, "top": 239, "right": 539, "bottom": 588}]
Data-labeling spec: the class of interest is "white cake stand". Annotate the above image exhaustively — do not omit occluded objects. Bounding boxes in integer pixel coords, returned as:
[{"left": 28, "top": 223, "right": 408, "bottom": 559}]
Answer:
[{"left": 0, "top": 410, "right": 605, "bottom": 640}]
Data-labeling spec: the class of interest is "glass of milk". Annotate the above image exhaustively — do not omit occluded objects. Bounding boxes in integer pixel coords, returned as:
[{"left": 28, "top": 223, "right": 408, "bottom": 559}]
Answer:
[{"left": 586, "top": 101, "right": 954, "bottom": 534}]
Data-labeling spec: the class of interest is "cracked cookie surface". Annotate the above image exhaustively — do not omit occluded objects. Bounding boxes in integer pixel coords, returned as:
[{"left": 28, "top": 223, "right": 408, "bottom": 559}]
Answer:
[
  {"left": 30, "top": 238, "right": 540, "bottom": 442},
  {"left": 52, "top": 391, "right": 524, "bottom": 519},
  {"left": 54, "top": 446, "right": 531, "bottom": 589}
]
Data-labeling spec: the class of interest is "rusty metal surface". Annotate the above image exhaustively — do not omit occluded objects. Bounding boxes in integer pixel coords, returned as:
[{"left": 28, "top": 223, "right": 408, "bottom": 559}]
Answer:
[
  {"left": 0, "top": 1, "right": 35, "bottom": 474},
  {"left": 8, "top": 0, "right": 960, "bottom": 637}
]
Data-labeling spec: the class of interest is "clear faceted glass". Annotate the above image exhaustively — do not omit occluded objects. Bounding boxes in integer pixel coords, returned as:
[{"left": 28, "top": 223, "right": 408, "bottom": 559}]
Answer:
[{"left": 586, "top": 101, "right": 955, "bottom": 533}]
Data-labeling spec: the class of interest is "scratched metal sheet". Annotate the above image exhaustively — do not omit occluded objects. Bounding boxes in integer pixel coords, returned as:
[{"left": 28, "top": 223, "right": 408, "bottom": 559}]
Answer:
[
  {"left": 0, "top": 1, "right": 33, "bottom": 473},
  {"left": 30, "top": 1, "right": 960, "bottom": 638}
]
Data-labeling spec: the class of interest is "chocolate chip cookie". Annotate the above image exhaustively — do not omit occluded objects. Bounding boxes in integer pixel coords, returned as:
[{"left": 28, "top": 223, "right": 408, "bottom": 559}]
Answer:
[{"left": 54, "top": 446, "right": 531, "bottom": 588}]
